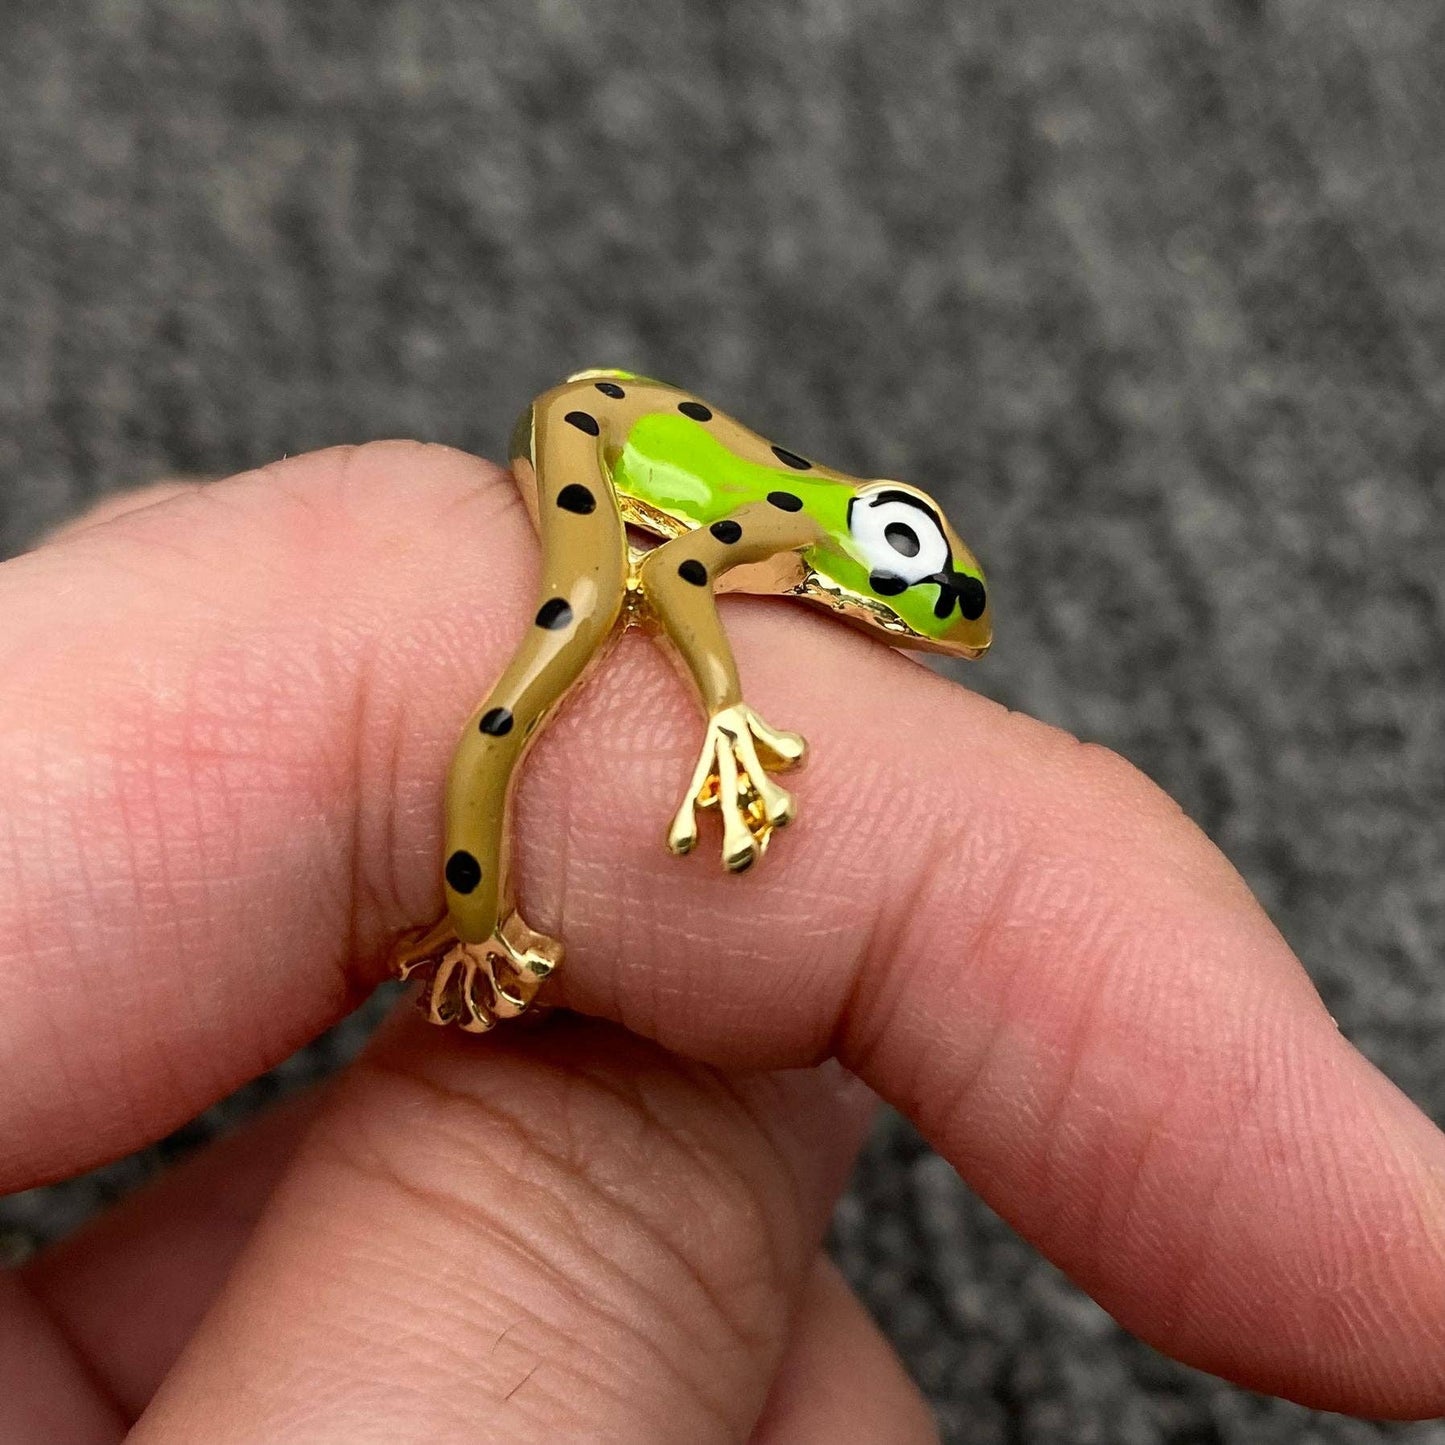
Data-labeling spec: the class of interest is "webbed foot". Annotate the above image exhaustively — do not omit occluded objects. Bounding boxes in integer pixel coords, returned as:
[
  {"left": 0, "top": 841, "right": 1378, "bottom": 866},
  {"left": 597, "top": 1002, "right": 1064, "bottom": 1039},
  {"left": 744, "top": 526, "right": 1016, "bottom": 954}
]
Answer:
[
  {"left": 667, "top": 703, "right": 807, "bottom": 872},
  {"left": 393, "top": 910, "right": 562, "bottom": 1033}
]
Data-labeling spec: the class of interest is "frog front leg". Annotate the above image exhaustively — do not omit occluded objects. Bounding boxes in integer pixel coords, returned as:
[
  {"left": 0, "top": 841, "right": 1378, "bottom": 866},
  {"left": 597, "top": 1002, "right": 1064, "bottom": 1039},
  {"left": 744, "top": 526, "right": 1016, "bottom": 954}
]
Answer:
[{"left": 638, "top": 499, "right": 824, "bottom": 872}]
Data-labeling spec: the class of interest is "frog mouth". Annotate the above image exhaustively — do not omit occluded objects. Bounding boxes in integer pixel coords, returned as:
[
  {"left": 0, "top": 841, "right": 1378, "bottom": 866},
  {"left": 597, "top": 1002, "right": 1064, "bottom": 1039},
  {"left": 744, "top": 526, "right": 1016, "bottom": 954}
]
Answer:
[{"left": 925, "top": 570, "right": 987, "bottom": 622}]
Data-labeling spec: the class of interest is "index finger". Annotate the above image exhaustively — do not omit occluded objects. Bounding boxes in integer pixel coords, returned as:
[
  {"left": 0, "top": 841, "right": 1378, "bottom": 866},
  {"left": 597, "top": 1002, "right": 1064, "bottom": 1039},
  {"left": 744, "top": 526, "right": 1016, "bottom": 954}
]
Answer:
[{"left": 0, "top": 441, "right": 1441, "bottom": 1415}]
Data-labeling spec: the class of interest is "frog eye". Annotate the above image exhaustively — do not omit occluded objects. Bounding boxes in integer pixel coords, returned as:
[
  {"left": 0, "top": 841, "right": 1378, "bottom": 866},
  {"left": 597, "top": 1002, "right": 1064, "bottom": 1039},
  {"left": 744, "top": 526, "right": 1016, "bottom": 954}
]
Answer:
[{"left": 848, "top": 489, "right": 951, "bottom": 591}]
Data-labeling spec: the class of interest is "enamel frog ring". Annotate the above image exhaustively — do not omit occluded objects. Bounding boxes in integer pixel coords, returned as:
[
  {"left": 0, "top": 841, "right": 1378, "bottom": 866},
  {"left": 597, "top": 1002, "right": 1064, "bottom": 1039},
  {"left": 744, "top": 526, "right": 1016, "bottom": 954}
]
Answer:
[{"left": 390, "top": 370, "right": 992, "bottom": 1031}]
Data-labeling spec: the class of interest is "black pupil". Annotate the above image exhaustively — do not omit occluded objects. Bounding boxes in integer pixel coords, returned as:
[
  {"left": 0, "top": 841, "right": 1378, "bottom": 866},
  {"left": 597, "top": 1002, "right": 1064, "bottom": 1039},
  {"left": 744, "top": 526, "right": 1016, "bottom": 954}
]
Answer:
[{"left": 884, "top": 522, "right": 921, "bottom": 558}]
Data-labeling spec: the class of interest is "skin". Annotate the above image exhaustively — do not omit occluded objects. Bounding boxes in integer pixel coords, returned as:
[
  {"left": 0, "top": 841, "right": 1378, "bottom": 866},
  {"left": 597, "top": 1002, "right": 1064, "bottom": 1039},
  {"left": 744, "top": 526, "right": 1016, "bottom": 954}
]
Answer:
[
  {"left": 405, "top": 370, "right": 993, "bottom": 1032},
  {"left": 0, "top": 442, "right": 1443, "bottom": 1440}
]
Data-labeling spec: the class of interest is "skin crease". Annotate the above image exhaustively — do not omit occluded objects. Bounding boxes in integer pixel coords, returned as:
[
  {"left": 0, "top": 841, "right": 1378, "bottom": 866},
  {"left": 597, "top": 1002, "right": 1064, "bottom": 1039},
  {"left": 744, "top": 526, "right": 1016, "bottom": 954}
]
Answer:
[{"left": 0, "top": 442, "right": 1441, "bottom": 1434}]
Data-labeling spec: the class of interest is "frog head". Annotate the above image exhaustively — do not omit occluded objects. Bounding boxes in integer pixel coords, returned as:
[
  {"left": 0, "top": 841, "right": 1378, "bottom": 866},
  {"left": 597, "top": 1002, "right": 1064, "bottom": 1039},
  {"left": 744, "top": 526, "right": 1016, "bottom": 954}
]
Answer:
[{"left": 808, "top": 481, "right": 992, "bottom": 660}]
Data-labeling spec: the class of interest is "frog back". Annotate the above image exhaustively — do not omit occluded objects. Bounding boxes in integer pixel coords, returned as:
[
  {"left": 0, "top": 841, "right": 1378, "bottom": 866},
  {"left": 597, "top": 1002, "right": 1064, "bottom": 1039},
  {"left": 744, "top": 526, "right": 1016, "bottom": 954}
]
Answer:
[
  {"left": 518, "top": 370, "right": 987, "bottom": 656},
  {"left": 529, "top": 371, "right": 857, "bottom": 545}
]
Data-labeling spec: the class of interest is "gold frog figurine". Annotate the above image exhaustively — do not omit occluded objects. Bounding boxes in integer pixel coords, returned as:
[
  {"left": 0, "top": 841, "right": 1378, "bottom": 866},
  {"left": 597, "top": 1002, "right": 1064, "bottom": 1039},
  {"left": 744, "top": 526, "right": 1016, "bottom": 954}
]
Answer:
[{"left": 394, "top": 370, "right": 992, "bottom": 1031}]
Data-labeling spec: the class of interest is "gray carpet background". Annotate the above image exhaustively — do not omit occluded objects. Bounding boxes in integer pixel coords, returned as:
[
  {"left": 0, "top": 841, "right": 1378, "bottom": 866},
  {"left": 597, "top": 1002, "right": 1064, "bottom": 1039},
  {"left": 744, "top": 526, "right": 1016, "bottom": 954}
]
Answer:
[{"left": 1, "top": 1, "right": 1443, "bottom": 1440}]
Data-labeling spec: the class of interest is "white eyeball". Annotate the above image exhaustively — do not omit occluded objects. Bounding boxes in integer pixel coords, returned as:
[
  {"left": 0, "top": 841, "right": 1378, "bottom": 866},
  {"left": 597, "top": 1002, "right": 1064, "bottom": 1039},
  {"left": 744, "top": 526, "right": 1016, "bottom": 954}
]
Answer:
[{"left": 847, "top": 489, "right": 951, "bottom": 587}]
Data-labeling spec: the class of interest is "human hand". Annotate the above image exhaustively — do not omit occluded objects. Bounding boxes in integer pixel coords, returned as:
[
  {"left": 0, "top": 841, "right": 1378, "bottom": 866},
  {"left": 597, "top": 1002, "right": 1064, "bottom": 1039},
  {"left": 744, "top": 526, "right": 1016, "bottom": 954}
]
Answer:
[{"left": 2, "top": 442, "right": 1442, "bottom": 1442}]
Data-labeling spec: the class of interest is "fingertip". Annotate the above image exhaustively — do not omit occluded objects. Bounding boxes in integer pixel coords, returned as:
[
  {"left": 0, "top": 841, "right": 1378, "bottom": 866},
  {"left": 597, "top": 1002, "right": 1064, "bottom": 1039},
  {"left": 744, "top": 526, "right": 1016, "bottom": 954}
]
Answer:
[{"left": 1165, "top": 1031, "right": 1445, "bottom": 1417}]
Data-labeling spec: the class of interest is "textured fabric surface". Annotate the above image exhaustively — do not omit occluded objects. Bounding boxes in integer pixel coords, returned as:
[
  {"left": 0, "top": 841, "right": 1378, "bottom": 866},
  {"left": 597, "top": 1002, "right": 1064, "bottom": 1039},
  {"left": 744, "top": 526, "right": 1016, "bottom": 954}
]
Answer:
[{"left": 2, "top": 2, "right": 1443, "bottom": 1439}]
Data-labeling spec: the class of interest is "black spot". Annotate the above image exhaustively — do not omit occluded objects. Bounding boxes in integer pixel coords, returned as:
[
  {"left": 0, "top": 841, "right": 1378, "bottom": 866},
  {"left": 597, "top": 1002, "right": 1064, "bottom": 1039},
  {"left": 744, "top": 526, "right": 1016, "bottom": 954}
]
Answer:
[
  {"left": 709, "top": 519, "right": 742, "bottom": 544},
  {"left": 678, "top": 400, "right": 713, "bottom": 422},
  {"left": 870, "top": 570, "right": 909, "bottom": 596},
  {"left": 564, "top": 410, "right": 600, "bottom": 435},
  {"left": 556, "top": 483, "right": 596, "bottom": 515},
  {"left": 956, "top": 576, "right": 987, "bottom": 621},
  {"left": 445, "top": 850, "right": 482, "bottom": 895},
  {"left": 678, "top": 558, "right": 708, "bottom": 586},
  {"left": 768, "top": 490, "right": 804, "bottom": 512},
  {"left": 594, "top": 381, "right": 626, "bottom": 398},
  {"left": 535, "top": 598, "right": 574, "bottom": 630},
  {"left": 479, "top": 707, "right": 514, "bottom": 737},
  {"left": 771, "top": 445, "right": 812, "bottom": 470},
  {"left": 885, "top": 522, "right": 920, "bottom": 557}
]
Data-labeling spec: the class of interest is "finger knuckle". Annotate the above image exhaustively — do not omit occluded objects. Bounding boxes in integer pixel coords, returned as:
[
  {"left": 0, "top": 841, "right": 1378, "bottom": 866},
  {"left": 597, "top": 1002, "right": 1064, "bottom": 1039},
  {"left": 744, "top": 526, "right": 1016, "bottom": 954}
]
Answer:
[{"left": 313, "top": 1041, "right": 801, "bottom": 1435}]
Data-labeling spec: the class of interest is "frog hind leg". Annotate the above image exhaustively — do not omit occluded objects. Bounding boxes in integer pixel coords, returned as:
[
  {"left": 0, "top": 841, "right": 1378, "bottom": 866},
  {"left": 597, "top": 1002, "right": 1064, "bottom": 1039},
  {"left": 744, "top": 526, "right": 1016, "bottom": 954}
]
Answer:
[
  {"left": 398, "top": 399, "right": 629, "bottom": 1031},
  {"left": 638, "top": 499, "right": 823, "bottom": 873}
]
